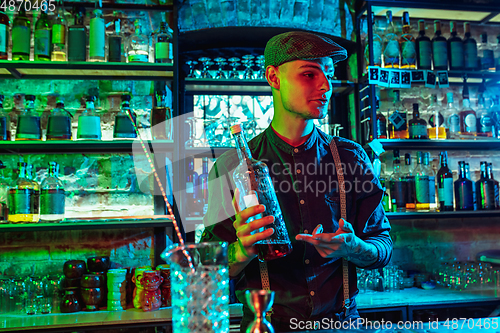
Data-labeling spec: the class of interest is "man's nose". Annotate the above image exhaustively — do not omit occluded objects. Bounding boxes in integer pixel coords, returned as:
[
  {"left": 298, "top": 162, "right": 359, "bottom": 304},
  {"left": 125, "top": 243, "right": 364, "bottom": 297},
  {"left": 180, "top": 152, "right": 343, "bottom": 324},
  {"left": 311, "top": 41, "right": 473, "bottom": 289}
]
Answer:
[{"left": 319, "top": 73, "right": 332, "bottom": 92}]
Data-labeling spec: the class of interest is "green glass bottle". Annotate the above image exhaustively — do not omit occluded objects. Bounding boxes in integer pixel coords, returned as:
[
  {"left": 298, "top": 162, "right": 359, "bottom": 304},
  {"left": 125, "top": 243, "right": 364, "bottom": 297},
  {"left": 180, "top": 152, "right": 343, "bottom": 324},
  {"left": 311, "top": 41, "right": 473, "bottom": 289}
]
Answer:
[{"left": 34, "top": 8, "right": 52, "bottom": 61}]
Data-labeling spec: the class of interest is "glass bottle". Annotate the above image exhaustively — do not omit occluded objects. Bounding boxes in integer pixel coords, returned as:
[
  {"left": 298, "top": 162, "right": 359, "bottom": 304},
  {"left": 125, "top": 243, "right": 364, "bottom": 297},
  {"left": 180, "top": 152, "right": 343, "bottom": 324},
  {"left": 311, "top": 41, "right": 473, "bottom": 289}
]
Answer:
[
  {"left": 445, "top": 92, "right": 460, "bottom": 139},
  {"left": 8, "top": 162, "right": 40, "bottom": 223},
  {"left": 389, "top": 150, "right": 406, "bottom": 212},
  {"left": 448, "top": 21, "right": 464, "bottom": 71},
  {"left": 113, "top": 94, "right": 137, "bottom": 139},
  {"left": 155, "top": 21, "right": 173, "bottom": 64},
  {"left": 399, "top": 12, "right": 416, "bottom": 69},
  {"left": 151, "top": 90, "right": 172, "bottom": 140},
  {"left": 427, "top": 95, "right": 446, "bottom": 140},
  {"left": 432, "top": 20, "right": 448, "bottom": 70},
  {"left": 16, "top": 95, "right": 41, "bottom": 141},
  {"left": 186, "top": 157, "right": 200, "bottom": 217},
  {"left": 34, "top": 7, "right": 51, "bottom": 61},
  {"left": 40, "top": 162, "right": 65, "bottom": 222},
  {"left": 409, "top": 103, "right": 428, "bottom": 139},
  {"left": 487, "top": 163, "right": 499, "bottom": 209},
  {"left": 404, "top": 153, "right": 416, "bottom": 211},
  {"left": 89, "top": 0, "right": 105, "bottom": 62},
  {"left": 51, "top": 0, "right": 67, "bottom": 61},
  {"left": 476, "top": 81, "right": 492, "bottom": 137},
  {"left": 369, "top": 99, "right": 387, "bottom": 140},
  {"left": 437, "top": 151, "right": 454, "bottom": 212},
  {"left": 127, "top": 19, "right": 150, "bottom": 63},
  {"left": 459, "top": 77, "right": 476, "bottom": 136},
  {"left": 415, "top": 151, "right": 430, "bottom": 211},
  {"left": 495, "top": 35, "right": 500, "bottom": 72},
  {"left": 198, "top": 157, "right": 209, "bottom": 216},
  {"left": 0, "top": 95, "right": 10, "bottom": 141},
  {"left": 383, "top": 10, "right": 399, "bottom": 68},
  {"left": 388, "top": 90, "right": 408, "bottom": 139},
  {"left": 108, "top": 19, "right": 124, "bottom": 62},
  {"left": 416, "top": 19, "right": 431, "bottom": 70},
  {"left": 0, "top": 8, "right": 9, "bottom": 60},
  {"left": 231, "top": 124, "right": 292, "bottom": 261},
  {"left": 454, "top": 161, "right": 474, "bottom": 211},
  {"left": 425, "top": 152, "right": 437, "bottom": 211},
  {"left": 67, "top": 7, "right": 86, "bottom": 62},
  {"left": 479, "top": 32, "right": 495, "bottom": 72},
  {"left": 476, "top": 161, "right": 495, "bottom": 211},
  {"left": 77, "top": 96, "right": 101, "bottom": 140},
  {"left": 12, "top": 7, "right": 31, "bottom": 61},
  {"left": 46, "top": 99, "right": 72, "bottom": 140},
  {"left": 0, "top": 161, "right": 9, "bottom": 223},
  {"left": 463, "top": 22, "right": 478, "bottom": 71}
]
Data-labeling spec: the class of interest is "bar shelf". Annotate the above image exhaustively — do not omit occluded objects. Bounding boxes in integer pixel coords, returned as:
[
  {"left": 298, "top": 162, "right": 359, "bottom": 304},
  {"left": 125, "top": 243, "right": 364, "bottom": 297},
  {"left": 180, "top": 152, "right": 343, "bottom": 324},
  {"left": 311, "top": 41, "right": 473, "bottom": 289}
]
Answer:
[
  {"left": 387, "top": 210, "right": 500, "bottom": 220},
  {"left": 366, "top": 139, "right": 500, "bottom": 151}
]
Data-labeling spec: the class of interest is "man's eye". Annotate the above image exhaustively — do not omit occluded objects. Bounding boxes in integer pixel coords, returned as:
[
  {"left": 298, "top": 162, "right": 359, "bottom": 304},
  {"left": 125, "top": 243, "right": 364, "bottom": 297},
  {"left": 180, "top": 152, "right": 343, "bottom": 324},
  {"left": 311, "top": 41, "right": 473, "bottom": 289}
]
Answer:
[{"left": 304, "top": 73, "right": 314, "bottom": 78}]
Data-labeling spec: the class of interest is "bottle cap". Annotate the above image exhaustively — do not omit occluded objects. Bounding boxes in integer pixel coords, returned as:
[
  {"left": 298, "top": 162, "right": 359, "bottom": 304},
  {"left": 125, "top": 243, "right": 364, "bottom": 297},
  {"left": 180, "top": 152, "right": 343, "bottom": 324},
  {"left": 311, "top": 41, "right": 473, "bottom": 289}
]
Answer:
[
  {"left": 230, "top": 124, "right": 242, "bottom": 135},
  {"left": 121, "top": 94, "right": 131, "bottom": 102},
  {"left": 87, "top": 96, "right": 96, "bottom": 102}
]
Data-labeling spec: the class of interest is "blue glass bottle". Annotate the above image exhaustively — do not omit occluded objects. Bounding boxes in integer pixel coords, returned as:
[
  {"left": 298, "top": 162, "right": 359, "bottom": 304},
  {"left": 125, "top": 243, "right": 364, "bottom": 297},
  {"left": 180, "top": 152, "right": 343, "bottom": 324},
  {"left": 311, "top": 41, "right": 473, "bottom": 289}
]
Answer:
[{"left": 454, "top": 161, "right": 474, "bottom": 211}]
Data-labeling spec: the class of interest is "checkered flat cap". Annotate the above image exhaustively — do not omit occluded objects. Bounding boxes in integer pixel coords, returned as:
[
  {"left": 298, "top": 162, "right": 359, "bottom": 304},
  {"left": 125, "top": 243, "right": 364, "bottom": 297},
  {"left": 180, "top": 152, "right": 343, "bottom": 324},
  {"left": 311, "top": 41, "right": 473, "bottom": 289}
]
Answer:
[{"left": 264, "top": 31, "right": 348, "bottom": 68}]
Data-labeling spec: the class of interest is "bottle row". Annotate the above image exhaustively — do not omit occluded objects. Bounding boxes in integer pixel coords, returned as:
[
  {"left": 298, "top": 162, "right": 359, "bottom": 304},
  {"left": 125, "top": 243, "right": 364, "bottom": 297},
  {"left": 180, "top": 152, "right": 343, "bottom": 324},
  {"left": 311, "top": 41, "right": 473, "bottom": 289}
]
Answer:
[
  {"left": 0, "top": 93, "right": 172, "bottom": 141},
  {"left": 0, "top": 2, "right": 173, "bottom": 63},
  {"left": 365, "top": 10, "right": 500, "bottom": 72},
  {"left": 369, "top": 81, "right": 498, "bottom": 141},
  {"left": 383, "top": 150, "right": 499, "bottom": 213}
]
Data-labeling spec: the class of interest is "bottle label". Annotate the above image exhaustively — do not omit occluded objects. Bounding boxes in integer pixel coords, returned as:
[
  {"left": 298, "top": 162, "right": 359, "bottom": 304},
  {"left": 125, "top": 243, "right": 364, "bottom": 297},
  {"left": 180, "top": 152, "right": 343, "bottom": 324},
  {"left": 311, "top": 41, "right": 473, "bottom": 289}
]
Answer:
[
  {"left": 428, "top": 176, "right": 436, "bottom": 204},
  {"left": 35, "top": 30, "right": 50, "bottom": 57},
  {"left": 429, "top": 113, "right": 444, "bottom": 127},
  {"left": 89, "top": 17, "right": 105, "bottom": 58},
  {"left": 479, "top": 114, "right": 493, "bottom": 133},
  {"left": 12, "top": 26, "right": 30, "bottom": 54},
  {"left": 0, "top": 24, "right": 6, "bottom": 53},
  {"left": 416, "top": 175, "right": 430, "bottom": 204},
  {"left": 77, "top": 116, "right": 101, "bottom": 139},
  {"left": 418, "top": 40, "right": 431, "bottom": 68},
  {"left": 389, "top": 111, "right": 407, "bottom": 131},
  {"left": 482, "top": 50, "right": 494, "bottom": 69},
  {"left": 432, "top": 41, "right": 448, "bottom": 68},
  {"left": 40, "top": 189, "right": 65, "bottom": 215},
  {"left": 450, "top": 41, "right": 464, "bottom": 68},
  {"left": 128, "top": 54, "right": 149, "bottom": 63},
  {"left": 391, "top": 181, "right": 406, "bottom": 208},
  {"left": 52, "top": 24, "right": 66, "bottom": 44},
  {"left": 440, "top": 178, "right": 454, "bottom": 206},
  {"left": 464, "top": 113, "right": 477, "bottom": 132},
  {"left": 410, "top": 124, "right": 427, "bottom": 138},
  {"left": 401, "top": 39, "right": 416, "bottom": 66},
  {"left": 155, "top": 42, "right": 170, "bottom": 60},
  {"left": 464, "top": 43, "right": 477, "bottom": 68},
  {"left": 8, "top": 189, "right": 37, "bottom": 215},
  {"left": 243, "top": 192, "right": 259, "bottom": 209},
  {"left": 448, "top": 114, "right": 460, "bottom": 132}
]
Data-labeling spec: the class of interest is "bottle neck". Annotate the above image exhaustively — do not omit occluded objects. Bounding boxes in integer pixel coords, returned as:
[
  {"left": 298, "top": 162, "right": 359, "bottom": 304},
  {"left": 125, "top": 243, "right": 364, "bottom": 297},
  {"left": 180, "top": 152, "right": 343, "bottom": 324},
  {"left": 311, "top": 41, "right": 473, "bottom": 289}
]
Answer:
[
  {"left": 19, "top": 165, "right": 27, "bottom": 179},
  {"left": 233, "top": 131, "right": 253, "bottom": 162},
  {"left": 440, "top": 153, "right": 448, "bottom": 168},
  {"left": 202, "top": 160, "right": 208, "bottom": 173},
  {"left": 48, "top": 166, "right": 58, "bottom": 178},
  {"left": 85, "top": 101, "right": 95, "bottom": 114},
  {"left": 481, "top": 163, "right": 487, "bottom": 179},
  {"left": 487, "top": 165, "right": 495, "bottom": 179},
  {"left": 459, "top": 163, "right": 466, "bottom": 179},
  {"left": 393, "top": 159, "right": 400, "bottom": 173}
]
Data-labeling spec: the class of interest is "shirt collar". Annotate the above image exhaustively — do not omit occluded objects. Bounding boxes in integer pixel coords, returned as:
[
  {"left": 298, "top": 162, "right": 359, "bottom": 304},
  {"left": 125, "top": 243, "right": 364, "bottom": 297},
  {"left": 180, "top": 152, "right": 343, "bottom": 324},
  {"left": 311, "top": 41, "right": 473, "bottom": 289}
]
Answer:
[{"left": 265, "top": 125, "right": 318, "bottom": 154}]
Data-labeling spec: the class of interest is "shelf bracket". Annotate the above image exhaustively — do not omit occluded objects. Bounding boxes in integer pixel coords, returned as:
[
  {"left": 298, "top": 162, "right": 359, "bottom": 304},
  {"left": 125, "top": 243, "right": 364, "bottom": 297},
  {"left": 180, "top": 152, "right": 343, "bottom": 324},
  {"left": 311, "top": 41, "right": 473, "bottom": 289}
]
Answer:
[{"left": 7, "top": 68, "right": 22, "bottom": 79}]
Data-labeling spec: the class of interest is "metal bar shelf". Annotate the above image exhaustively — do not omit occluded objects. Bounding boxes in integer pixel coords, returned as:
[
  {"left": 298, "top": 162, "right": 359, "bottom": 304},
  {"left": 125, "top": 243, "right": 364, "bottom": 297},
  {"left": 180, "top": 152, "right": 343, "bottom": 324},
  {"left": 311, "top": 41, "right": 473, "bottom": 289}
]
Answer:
[
  {"left": 366, "top": 139, "right": 500, "bottom": 151},
  {"left": 0, "top": 61, "right": 174, "bottom": 81},
  {"left": 387, "top": 210, "right": 500, "bottom": 220},
  {"left": 0, "top": 140, "right": 175, "bottom": 154}
]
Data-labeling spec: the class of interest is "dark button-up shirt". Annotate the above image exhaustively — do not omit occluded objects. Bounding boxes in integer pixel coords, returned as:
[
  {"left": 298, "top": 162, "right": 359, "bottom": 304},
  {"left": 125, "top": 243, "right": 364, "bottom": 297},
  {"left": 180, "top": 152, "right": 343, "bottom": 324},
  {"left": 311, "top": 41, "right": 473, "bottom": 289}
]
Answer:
[{"left": 201, "top": 125, "right": 392, "bottom": 324}]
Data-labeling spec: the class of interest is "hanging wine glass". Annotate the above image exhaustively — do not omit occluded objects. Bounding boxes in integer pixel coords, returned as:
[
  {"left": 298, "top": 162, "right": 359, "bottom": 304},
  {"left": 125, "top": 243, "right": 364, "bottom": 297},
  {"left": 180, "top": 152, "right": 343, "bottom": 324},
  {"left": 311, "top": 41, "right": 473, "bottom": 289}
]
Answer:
[
  {"left": 228, "top": 57, "right": 241, "bottom": 79},
  {"left": 198, "top": 57, "right": 213, "bottom": 79},
  {"left": 186, "top": 60, "right": 198, "bottom": 78},
  {"left": 255, "top": 55, "right": 266, "bottom": 79},
  {"left": 185, "top": 117, "right": 203, "bottom": 148},
  {"left": 214, "top": 57, "right": 227, "bottom": 79},
  {"left": 202, "top": 117, "right": 220, "bottom": 147},
  {"left": 242, "top": 55, "right": 255, "bottom": 80}
]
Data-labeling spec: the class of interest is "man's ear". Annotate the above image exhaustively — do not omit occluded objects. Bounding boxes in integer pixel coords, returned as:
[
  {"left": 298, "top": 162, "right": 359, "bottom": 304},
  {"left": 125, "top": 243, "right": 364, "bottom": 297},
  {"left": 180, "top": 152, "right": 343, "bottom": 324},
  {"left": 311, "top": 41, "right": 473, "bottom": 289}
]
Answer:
[{"left": 266, "top": 65, "right": 280, "bottom": 89}]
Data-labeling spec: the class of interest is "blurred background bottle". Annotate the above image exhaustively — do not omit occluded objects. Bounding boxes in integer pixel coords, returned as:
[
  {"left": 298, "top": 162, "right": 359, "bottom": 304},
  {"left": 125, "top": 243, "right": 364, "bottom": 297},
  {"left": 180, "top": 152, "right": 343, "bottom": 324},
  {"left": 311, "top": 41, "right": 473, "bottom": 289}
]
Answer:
[
  {"left": 77, "top": 96, "right": 101, "bottom": 140},
  {"left": 113, "top": 94, "right": 137, "bottom": 139},
  {"left": 12, "top": 7, "right": 31, "bottom": 61},
  {"left": 155, "top": 21, "right": 173, "bottom": 64},
  {"left": 16, "top": 95, "right": 41, "bottom": 141},
  {"left": 46, "top": 99, "right": 72, "bottom": 140},
  {"left": 34, "top": 7, "right": 51, "bottom": 61},
  {"left": 128, "top": 19, "right": 150, "bottom": 63},
  {"left": 108, "top": 19, "right": 124, "bottom": 62},
  {"left": 40, "top": 162, "right": 65, "bottom": 222},
  {"left": 8, "top": 162, "right": 40, "bottom": 223},
  {"left": 416, "top": 19, "right": 431, "bottom": 70},
  {"left": 68, "top": 7, "right": 86, "bottom": 62},
  {"left": 89, "top": 0, "right": 105, "bottom": 62},
  {"left": 0, "top": 7, "right": 9, "bottom": 60},
  {"left": 0, "top": 95, "right": 10, "bottom": 141},
  {"left": 51, "top": 0, "right": 67, "bottom": 61}
]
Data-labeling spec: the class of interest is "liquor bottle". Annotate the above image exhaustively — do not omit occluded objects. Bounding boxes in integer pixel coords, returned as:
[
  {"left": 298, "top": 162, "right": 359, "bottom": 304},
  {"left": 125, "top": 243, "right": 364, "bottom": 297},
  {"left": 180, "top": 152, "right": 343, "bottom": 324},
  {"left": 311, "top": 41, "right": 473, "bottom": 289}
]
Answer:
[
  {"left": 34, "top": 7, "right": 51, "bottom": 61},
  {"left": 383, "top": 10, "right": 399, "bottom": 68},
  {"left": 432, "top": 20, "right": 448, "bottom": 70},
  {"left": 404, "top": 153, "right": 416, "bottom": 211},
  {"left": 399, "top": 12, "right": 416, "bottom": 69},
  {"left": 0, "top": 161, "right": 7, "bottom": 223},
  {"left": 155, "top": 22, "right": 173, "bottom": 64},
  {"left": 409, "top": 103, "right": 428, "bottom": 139},
  {"left": 479, "top": 33, "right": 495, "bottom": 71},
  {"left": 492, "top": 96, "right": 500, "bottom": 139},
  {"left": 46, "top": 99, "right": 72, "bottom": 140},
  {"left": 495, "top": 35, "right": 500, "bottom": 72},
  {"left": 463, "top": 22, "right": 478, "bottom": 71},
  {"left": 16, "top": 95, "right": 41, "bottom": 141},
  {"left": 455, "top": 161, "right": 474, "bottom": 211},
  {"left": 231, "top": 124, "right": 293, "bottom": 261},
  {"left": 8, "top": 162, "right": 39, "bottom": 223},
  {"left": 151, "top": 90, "right": 172, "bottom": 140},
  {"left": 459, "top": 78, "right": 477, "bottom": 136},
  {"left": 476, "top": 161, "right": 495, "bottom": 210},
  {"left": 445, "top": 92, "right": 460, "bottom": 139},
  {"left": 476, "top": 80, "right": 493, "bottom": 137},
  {"left": 369, "top": 99, "right": 387, "bottom": 140},
  {"left": 427, "top": 95, "right": 446, "bottom": 140},
  {"left": 67, "top": 7, "right": 86, "bottom": 62},
  {"left": 415, "top": 151, "right": 430, "bottom": 211},
  {"left": 186, "top": 157, "right": 200, "bottom": 217},
  {"left": 51, "top": 0, "right": 67, "bottom": 61},
  {"left": 127, "top": 20, "right": 150, "bottom": 63},
  {"left": 40, "top": 162, "right": 65, "bottom": 222},
  {"left": 0, "top": 95, "right": 10, "bottom": 141},
  {"left": 198, "top": 157, "right": 209, "bottom": 215},
  {"left": 380, "top": 177, "right": 390, "bottom": 212},
  {"left": 388, "top": 90, "right": 408, "bottom": 139},
  {"left": 425, "top": 152, "right": 437, "bottom": 211},
  {"left": 389, "top": 150, "right": 406, "bottom": 212},
  {"left": 487, "top": 163, "right": 499, "bottom": 209},
  {"left": 77, "top": 96, "right": 101, "bottom": 140},
  {"left": 12, "top": 7, "right": 31, "bottom": 60},
  {"left": 0, "top": 8, "right": 9, "bottom": 60},
  {"left": 448, "top": 21, "right": 464, "bottom": 71},
  {"left": 108, "top": 19, "right": 124, "bottom": 62},
  {"left": 26, "top": 164, "right": 40, "bottom": 221},
  {"left": 416, "top": 20, "right": 431, "bottom": 70},
  {"left": 437, "top": 151, "right": 454, "bottom": 211},
  {"left": 113, "top": 94, "right": 137, "bottom": 139},
  {"left": 89, "top": 0, "right": 105, "bottom": 62}
]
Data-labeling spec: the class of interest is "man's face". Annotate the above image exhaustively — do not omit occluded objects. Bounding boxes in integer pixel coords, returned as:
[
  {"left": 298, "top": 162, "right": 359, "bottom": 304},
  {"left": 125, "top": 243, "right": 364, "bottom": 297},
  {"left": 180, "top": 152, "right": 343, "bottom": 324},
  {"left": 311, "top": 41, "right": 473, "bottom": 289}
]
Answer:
[{"left": 276, "top": 57, "right": 334, "bottom": 120}]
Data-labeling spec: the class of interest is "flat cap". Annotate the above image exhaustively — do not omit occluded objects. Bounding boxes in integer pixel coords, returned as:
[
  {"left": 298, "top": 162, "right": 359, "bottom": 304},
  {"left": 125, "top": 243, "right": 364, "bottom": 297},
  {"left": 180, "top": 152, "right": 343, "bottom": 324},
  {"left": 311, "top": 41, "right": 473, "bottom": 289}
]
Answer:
[{"left": 264, "top": 31, "right": 348, "bottom": 68}]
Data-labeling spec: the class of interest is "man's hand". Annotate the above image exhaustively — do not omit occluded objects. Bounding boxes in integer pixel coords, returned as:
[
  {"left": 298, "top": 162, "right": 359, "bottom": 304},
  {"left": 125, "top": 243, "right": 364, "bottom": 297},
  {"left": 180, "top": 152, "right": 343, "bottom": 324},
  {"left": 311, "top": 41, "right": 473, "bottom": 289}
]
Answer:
[{"left": 295, "top": 219, "right": 378, "bottom": 267}]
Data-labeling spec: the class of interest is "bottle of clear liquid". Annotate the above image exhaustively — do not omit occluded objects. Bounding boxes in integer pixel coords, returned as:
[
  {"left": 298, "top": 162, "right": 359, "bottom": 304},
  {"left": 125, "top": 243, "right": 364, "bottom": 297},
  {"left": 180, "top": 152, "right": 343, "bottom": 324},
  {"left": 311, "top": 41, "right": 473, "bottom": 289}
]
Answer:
[
  {"left": 8, "top": 162, "right": 40, "bottom": 223},
  {"left": 448, "top": 21, "right": 464, "bottom": 71},
  {"left": 479, "top": 33, "right": 495, "bottom": 71},
  {"left": 77, "top": 96, "right": 101, "bottom": 140},
  {"left": 404, "top": 153, "right": 416, "bottom": 211},
  {"left": 427, "top": 94, "right": 446, "bottom": 140},
  {"left": 455, "top": 161, "right": 474, "bottom": 211},
  {"left": 445, "top": 92, "right": 460, "bottom": 139},
  {"left": 389, "top": 149, "right": 407, "bottom": 212},
  {"left": 230, "top": 124, "right": 292, "bottom": 261},
  {"left": 113, "top": 94, "right": 137, "bottom": 139},
  {"left": 0, "top": 95, "right": 10, "bottom": 141},
  {"left": 364, "top": 16, "right": 382, "bottom": 68},
  {"left": 51, "top": 0, "right": 67, "bottom": 61},
  {"left": 40, "top": 162, "right": 65, "bottom": 222},
  {"left": 383, "top": 10, "right": 400, "bottom": 68},
  {"left": 46, "top": 99, "right": 72, "bottom": 140},
  {"left": 34, "top": 7, "right": 51, "bottom": 61},
  {"left": 399, "top": 12, "right": 416, "bottom": 69},
  {"left": 12, "top": 7, "right": 31, "bottom": 60},
  {"left": 108, "top": 19, "right": 124, "bottom": 62},
  {"left": 437, "top": 151, "right": 454, "bottom": 211},
  {"left": 388, "top": 90, "right": 408, "bottom": 139},
  {"left": 16, "top": 95, "right": 41, "bottom": 141},
  {"left": 416, "top": 19, "right": 431, "bottom": 70},
  {"left": 415, "top": 151, "right": 430, "bottom": 211},
  {"left": 425, "top": 152, "right": 437, "bottom": 211},
  {"left": 432, "top": 20, "right": 448, "bottom": 70},
  {"left": 476, "top": 80, "right": 493, "bottom": 137},
  {"left": 463, "top": 22, "right": 478, "bottom": 71},
  {"left": 155, "top": 21, "right": 173, "bottom": 64},
  {"left": 127, "top": 19, "right": 150, "bottom": 63},
  {"left": 0, "top": 161, "right": 9, "bottom": 223},
  {"left": 459, "top": 77, "right": 477, "bottom": 136},
  {"left": 89, "top": 0, "right": 105, "bottom": 62},
  {"left": 68, "top": 7, "right": 86, "bottom": 62}
]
